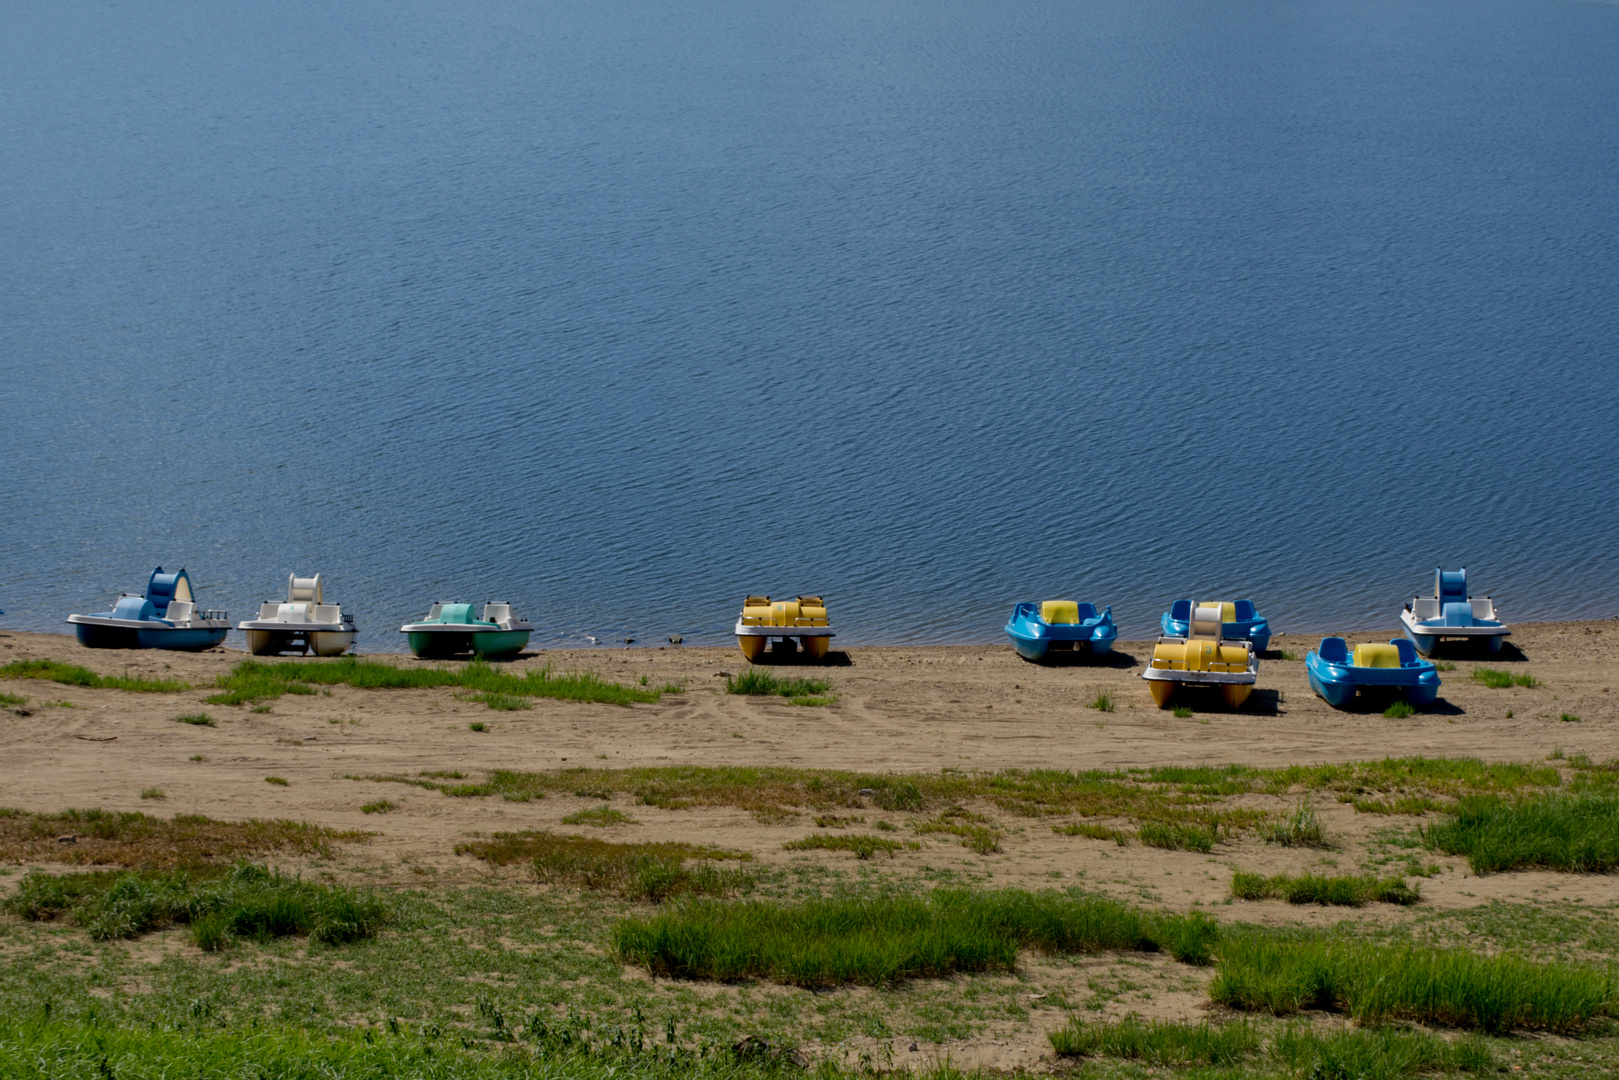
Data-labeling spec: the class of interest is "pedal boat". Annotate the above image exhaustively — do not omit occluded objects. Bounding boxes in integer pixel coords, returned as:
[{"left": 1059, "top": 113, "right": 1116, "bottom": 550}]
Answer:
[
  {"left": 1160, "top": 599, "right": 1271, "bottom": 653},
  {"left": 400, "top": 602, "right": 532, "bottom": 658},
  {"left": 1004, "top": 601, "right": 1117, "bottom": 661},
  {"left": 734, "top": 595, "right": 832, "bottom": 661},
  {"left": 1142, "top": 602, "right": 1258, "bottom": 709},
  {"left": 66, "top": 567, "right": 229, "bottom": 651},
  {"left": 1399, "top": 568, "right": 1509, "bottom": 656},
  {"left": 237, "top": 574, "right": 356, "bottom": 656},
  {"left": 1306, "top": 637, "right": 1439, "bottom": 709}
]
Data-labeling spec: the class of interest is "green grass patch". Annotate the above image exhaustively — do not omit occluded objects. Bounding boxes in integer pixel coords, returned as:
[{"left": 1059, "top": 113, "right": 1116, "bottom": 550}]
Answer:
[
  {"left": 171, "top": 712, "right": 216, "bottom": 726},
  {"left": 1472, "top": 667, "right": 1539, "bottom": 689},
  {"left": 912, "top": 806, "right": 1001, "bottom": 853},
  {"left": 786, "top": 694, "right": 837, "bottom": 707},
  {"left": 723, "top": 669, "right": 832, "bottom": 698},
  {"left": 469, "top": 720, "right": 489, "bottom": 731},
  {"left": 1350, "top": 794, "right": 1446, "bottom": 815},
  {"left": 1562, "top": 712, "right": 1581, "bottom": 723},
  {"left": 1088, "top": 690, "right": 1115, "bottom": 713},
  {"left": 359, "top": 799, "right": 395, "bottom": 814},
  {"left": 782, "top": 834, "right": 912, "bottom": 859},
  {"left": 1384, "top": 700, "right": 1416, "bottom": 718},
  {"left": 614, "top": 889, "right": 1219, "bottom": 987},
  {"left": 1423, "top": 791, "right": 1619, "bottom": 873},
  {"left": 0, "top": 691, "right": 27, "bottom": 706},
  {"left": 207, "top": 656, "right": 671, "bottom": 708},
  {"left": 139, "top": 788, "right": 165, "bottom": 800},
  {"left": 461, "top": 691, "right": 532, "bottom": 711},
  {"left": 0, "top": 659, "right": 189, "bottom": 693},
  {"left": 1139, "top": 820, "right": 1218, "bottom": 852},
  {"left": 1230, "top": 871, "right": 1419, "bottom": 906},
  {"left": 0, "top": 808, "right": 359, "bottom": 868},
  {"left": 456, "top": 831, "right": 752, "bottom": 902},
  {"left": 561, "top": 805, "right": 636, "bottom": 827},
  {"left": 1053, "top": 822, "right": 1131, "bottom": 845},
  {"left": 1211, "top": 933, "right": 1616, "bottom": 1032},
  {"left": 3, "top": 862, "right": 388, "bottom": 947},
  {"left": 1263, "top": 802, "right": 1330, "bottom": 848},
  {"left": 265, "top": 776, "right": 289, "bottom": 786},
  {"left": 1172, "top": 705, "right": 1194, "bottom": 718},
  {"left": 1049, "top": 1014, "right": 1258, "bottom": 1065}
]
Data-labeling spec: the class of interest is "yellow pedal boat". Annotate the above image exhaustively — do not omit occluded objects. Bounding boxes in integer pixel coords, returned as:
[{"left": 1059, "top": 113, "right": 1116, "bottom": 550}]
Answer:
[
  {"left": 734, "top": 595, "right": 833, "bottom": 661},
  {"left": 1141, "top": 602, "right": 1258, "bottom": 709}
]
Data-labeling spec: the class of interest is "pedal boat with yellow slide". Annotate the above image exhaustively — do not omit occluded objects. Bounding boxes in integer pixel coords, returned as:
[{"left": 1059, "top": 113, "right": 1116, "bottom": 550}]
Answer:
[
  {"left": 734, "top": 595, "right": 833, "bottom": 661},
  {"left": 1160, "top": 599, "right": 1271, "bottom": 653},
  {"left": 237, "top": 573, "right": 356, "bottom": 656},
  {"left": 1306, "top": 636, "right": 1439, "bottom": 709},
  {"left": 1142, "top": 602, "right": 1258, "bottom": 708},
  {"left": 1004, "top": 600, "right": 1117, "bottom": 661}
]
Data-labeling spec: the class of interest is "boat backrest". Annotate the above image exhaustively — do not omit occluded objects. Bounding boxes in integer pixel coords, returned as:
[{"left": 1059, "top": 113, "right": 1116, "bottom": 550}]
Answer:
[
  {"left": 744, "top": 595, "right": 770, "bottom": 607},
  {"left": 1169, "top": 599, "right": 1192, "bottom": 622},
  {"left": 796, "top": 596, "right": 823, "bottom": 607},
  {"left": 112, "top": 595, "right": 156, "bottom": 621},
  {"left": 1191, "top": 603, "right": 1224, "bottom": 639},
  {"left": 1412, "top": 598, "right": 1440, "bottom": 620},
  {"left": 288, "top": 574, "right": 323, "bottom": 604},
  {"left": 426, "top": 603, "right": 444, "bottom": 620},
  {"left": 1074, "top": 602, "right": 1099, "bottom": 620},
  {"left": 1353, "top": 643, "right": 1402, "bottom": 668},
  {"left": 1233, "top": 600, "right": 1256, "bottom": 621},
  {"left": 772, "top": 599, "right": 801, "bottom": 626},
  {"left": 165, "top": 600, "right": 195, "bottom": 622},
  {"left": 1437, "top": 569, "right": 1467, "bottom": 604},
  {"left": 315, "top": 604, "right": 342, "bottom": 623},
  {"left": 1042, "top": 600, "right": 1080, "bottom": 625},
  {"left": 1471, "top": 598, "right": 1495, "bottom": 621},
  {"left": 1197, "top": 601, "right": 1237, "bottom": 624},
  {"left": 145, "top": 567, "right": 194, "bottom": 616},
  {"left": 1441, "top": 602, "right": 1474, "bottom": 627},
  {"left": 1392, "top": 638, "right": 1419, "bottom": 665},
  {"left": 259, "top": 602, "right": 281, "bottom": 619},
  {"left": 438, "top": 603, "right": 481, "bottom": 625},
  {"left": 483, "top": 602, "right": 512, "bottom": 624},
  {"left": 278, "top": 603, "right": 308, "bottom": 623},
  {"left": 1317, "top": 637, "right": 1349, "bottom": 663}
]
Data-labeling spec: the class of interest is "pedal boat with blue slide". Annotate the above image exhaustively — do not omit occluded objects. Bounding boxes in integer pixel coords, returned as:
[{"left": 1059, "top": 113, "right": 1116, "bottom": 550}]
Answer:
[
  {"left": 1399, "top": 568, "right": 1509, "bottom": 656},
  {"left": 735, "top": 595, "right": 833, "bottom": 661},
  {"left": 400, "top": 602, "right": 532, "bottom": 658},
  {"left": 1160, "top": 599, "right": 1271, "bottom": 653},
  {"left": 66, "top": 567, "right": 230, "bottom": 651},
  {"left": 1142, "top": 602, "right": 1258, "bottom": 709},
  {"left": 238, "top": 573, "right": 356, "bottom": 656},
  {"left": 1306, "top": 636, "right": 1439, "bottom": 709},
  {"left": 1004, "top": 600, "right": 1117, "bottom": 661}
]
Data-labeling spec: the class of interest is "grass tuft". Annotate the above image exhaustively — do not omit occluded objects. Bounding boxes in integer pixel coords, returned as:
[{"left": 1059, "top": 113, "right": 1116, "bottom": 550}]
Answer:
[
  {"left": 0, "top": 691, "right": 28, "bottom": 706},
  {"left": 1383, "top": 700, "right": 1416, "bottom": 718},
  {"left": 359, "top": 799, "right": 395, "bottom": 814},
  {"left": 724, "top": 669, "right": 832, "bottom": 699},
  {"left": 1230, "top": 871, "right": 1418, "bottom": 906},
  {"left": 171, "top": 712, "right": 216, "bottom": 726},
  {"left": 1139, "top": 820, "right": 1218, "bottom": 852},
  {"left": 264, "top": 776, "right": 289, "bottom": 786},
  {"left": 1473, "top": 668, "right": 1539, "bottom": 689},
  {"left": 782, "top": 834, "right": 912, "bottom": 859},
  {"left": 1053, "top": 822, "right": 1131, "bottom": 845},
  {"left": 456, "top": 831, "right": 751, "bottom": 902},
  {"left": 1088, "top": 690, "right": 1115, "bottom": 713},
  {"left": 1172, "top": 705, "right": 1194, "bottom": 718},
  {"left": 1049, "top": 1014, "right": 1258, "bottom": 1065},
  {"left": 913, "top": 806, "right": 1002, "bottom": 853},
  {"left": 0, "top": 808, "right": 359, "bottom": 868},
  {"left": 0, "top": 660, "right": 189, "bottom": 693},
  {"left": 1263, "top": 802, "right": 1330, "bottom": 848},
  {"left": 1422, "top": 791, "right": 1619, "bottom": 873},
  {"left": 560, "top": 805, "right": 636, "bottom": 827},
  {"left": 139, "top": 788, "right": 165, "bottom": 800}
]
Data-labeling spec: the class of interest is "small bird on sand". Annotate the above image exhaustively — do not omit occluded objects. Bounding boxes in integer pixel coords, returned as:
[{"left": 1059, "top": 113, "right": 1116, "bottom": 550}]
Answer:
[{"left": 668, "top": 635, "right": 683, "bottom": 645}]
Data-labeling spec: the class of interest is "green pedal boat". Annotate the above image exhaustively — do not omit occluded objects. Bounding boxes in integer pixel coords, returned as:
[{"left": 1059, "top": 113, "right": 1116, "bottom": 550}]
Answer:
[{"left": 400, "top": 601, "right": 532, "bottom": 658}]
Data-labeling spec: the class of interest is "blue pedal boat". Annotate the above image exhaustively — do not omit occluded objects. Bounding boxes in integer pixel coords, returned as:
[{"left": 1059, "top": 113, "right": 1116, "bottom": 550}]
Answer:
[
  {"left": 1161, "top": 599, "right": 1271, "bottom": 653},
  {"left": 1306, "top": 637, "right": 1439, "bottom": 708},
  {"left": 1005, "top": 601, "right": 1117, "bottom": 661},
  {"left": 67, "top": 568, "right": 230, "bottom": 651},
  {"left": 1398, "top": 568, "right": 1509, "bottom": 656}
]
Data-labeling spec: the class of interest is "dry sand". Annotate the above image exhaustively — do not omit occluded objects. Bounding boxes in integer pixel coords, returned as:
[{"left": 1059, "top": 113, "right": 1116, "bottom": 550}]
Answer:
[{"left": 2, "top": 621, "right": 1616, "bottom": 1068}]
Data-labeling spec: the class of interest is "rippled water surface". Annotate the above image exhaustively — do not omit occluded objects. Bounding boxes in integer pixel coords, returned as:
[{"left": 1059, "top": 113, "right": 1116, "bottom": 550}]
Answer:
[{"left": 3, "top": 0, "right": 1617, "bottom": 649}]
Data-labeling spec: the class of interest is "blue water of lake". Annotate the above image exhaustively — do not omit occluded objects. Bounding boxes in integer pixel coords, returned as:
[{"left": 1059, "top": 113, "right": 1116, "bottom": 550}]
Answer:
[{"left": 2, "top": 0, "right": 1617, "bottom": 650}]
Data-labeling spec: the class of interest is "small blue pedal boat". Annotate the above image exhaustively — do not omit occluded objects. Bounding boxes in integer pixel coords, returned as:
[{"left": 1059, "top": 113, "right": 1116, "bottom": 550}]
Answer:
[
  {"left": 1399, "top": 568, "right": 1509, "bottom": 656},
  {"left": 1005, "top": 601, "right": 1117, "bottom": 661},
  {"left": 67, "top": 568, "right": 230, "bottom": 651},
  {"left": 1160, "top": 599, "right": 1271, "bottom": 653},
  {"left": 1306, "top": 637, "right": 1439, "bottom": 709}
]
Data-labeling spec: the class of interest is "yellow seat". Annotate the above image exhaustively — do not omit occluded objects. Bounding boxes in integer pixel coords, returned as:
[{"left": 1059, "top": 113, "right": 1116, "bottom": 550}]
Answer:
[
  {"left": 1041, "top": 600, "right": 1080, "bottom": 625},
  {"left": 1219, "top": 644, "right": 1250, "bottom": 668},
  {"left": 1353, "top": 643, "right": 1401, "bottom": 668}
]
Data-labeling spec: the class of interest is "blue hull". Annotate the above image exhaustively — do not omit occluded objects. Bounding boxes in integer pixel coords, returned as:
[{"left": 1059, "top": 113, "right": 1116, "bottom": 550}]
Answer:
[
  {"left": 1005, "top": 603, "right": 1117, "bottom": 663},
  {"left": 75, "top": 623, "right": 227, "bottom": 651},
  {"left": 1306, "top": 638, "right": 1440, "bottom": 709}
]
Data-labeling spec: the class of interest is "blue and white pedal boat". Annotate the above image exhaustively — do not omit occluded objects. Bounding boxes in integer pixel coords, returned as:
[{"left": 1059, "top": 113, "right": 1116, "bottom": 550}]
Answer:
[
  {"left": 1399, "top": 568, "right": 1509, "bottom": 656},
  {"left": 1306, "top": 637, "right": 1439, "bottom": 709},
  {"left": 1161, "top": 600, "right": 1271, "bottom": 653},
  {"left": 1004, "top": 601, "right": 1117, "bottom": 661},
  {"left": 67, "top": 568, "right": 230, "bottom": 651}
]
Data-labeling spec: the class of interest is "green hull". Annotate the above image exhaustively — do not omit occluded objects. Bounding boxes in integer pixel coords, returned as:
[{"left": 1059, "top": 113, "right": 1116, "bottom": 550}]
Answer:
[{"left": 407, "top": 629, "right": 530, "bottom": 658}]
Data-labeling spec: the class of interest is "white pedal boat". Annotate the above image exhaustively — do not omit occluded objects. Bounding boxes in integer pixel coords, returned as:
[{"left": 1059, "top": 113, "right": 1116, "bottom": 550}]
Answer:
[
  {"left": 1142, "top": 602, "right": 1259, "bottom": 709},
  {"left": 1399, "top": 567, "right": 1509, "bottom": 656},
  {"left": 734, "top": 595, "right": 833, "bottom": 661},
  {"left": 238, "top": 574, "right": 356, "bottom": 656}
]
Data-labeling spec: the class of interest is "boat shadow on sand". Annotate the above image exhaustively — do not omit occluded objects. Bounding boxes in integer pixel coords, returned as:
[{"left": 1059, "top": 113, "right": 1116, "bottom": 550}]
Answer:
[
  {"left": 747, "top": 650, "right": 855, "bottom": 668},
  {"left": 1018, "top": 647, "right": 1140, "bottom": 670}
]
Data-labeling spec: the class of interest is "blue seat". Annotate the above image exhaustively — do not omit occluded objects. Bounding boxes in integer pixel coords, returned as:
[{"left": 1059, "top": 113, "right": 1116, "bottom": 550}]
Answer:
[
  {"left": 1233, "top": 600, "right": 1256, "bottom": 621},
  {"left": 1074, "top": 602, "right": 1099, "bottom": 620},
  {"left": 1437, "top": 569, "right": 1468, "bottom": 605},
  {"left": 1317, "top": 637, "right": 1349, "bottom": 663},
  {"left": 1169, "top": 599, "right": 1192, "bottom": 621},
  {"left": 1393, "top": 638, "right": 1419, "bottom": 665}
]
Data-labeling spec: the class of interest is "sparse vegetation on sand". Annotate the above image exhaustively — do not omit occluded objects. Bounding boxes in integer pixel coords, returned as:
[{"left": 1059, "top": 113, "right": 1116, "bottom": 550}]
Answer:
[
  {"left": 1472, "top": 667, "right": 1540, "bottom": 689},
  {"left": 0, "top": 808, "right": 360, "bottom": 868},
  {"left": 723, "top": 669, "right": 833, "bottom": 702},
  {"left": 207, "top": 656, "right": 676, "bottom": 708},
  {"left": 1210, "top": 933, "right": 1617, "bottom": 1032},
  {"left": 0, "top": 659, "right": 189, "bottom": 693},
  {"left": 1230, "top": 871, "right": 1419, "bottom": 906},
  {"left": 172, "top": 711, "right": 217, "bottom": 726},
  {"left": 1264, "top": 802, "right": 1331, "bottom": 847},
  {"left": 613, "top": 890, "right": 1218, "bottom": 986},
  {"left": 560, "top": 805, "right": 637, "bottom": 827},
  {"left": 1422, "top": 791, "right": 1619, "bottom": 873},
  {"left": 782, "top": 834, "right": 913, "bottom": 859},
  {"left": 456, "top": 831, "right": 752, "bottom": 902},
  {"left": 4, "top": 861, "right": 388, "bottom": 948}
]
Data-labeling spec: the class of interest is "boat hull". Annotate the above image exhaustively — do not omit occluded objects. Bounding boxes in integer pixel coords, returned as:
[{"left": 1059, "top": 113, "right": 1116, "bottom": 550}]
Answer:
[
  {"left": 70, "top": 616, "right": 228, "bottom": 651},
  {"left": 1306, "top": 640, "right": 1441, "bottom": 709},
  {"left": 406, "top": 628, "right": 530, "bottom": 658},
  {"left": 1004, "top": 603, "right": 1117, "bottom": 663},
  {"left": 734, "top": 622, "right": 834, "bottom": 663},
  {"left": 1398, "top": 611, "right": 1508, "bottom": 657},
  {"left": 244, "top": 628, "right": 356, "bottom": 657}
]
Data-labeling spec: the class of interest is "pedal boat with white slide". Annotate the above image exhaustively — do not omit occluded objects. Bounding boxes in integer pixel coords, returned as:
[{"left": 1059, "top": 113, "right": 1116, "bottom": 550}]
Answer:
[
  {"left": 1142, "top": 601, "right": 1259, "bottom": 709},
  {"left": 400, "top": 602, "right": 532, "bottom": 658},
  {"left": 1160, "top": 599, "right": 1271, "bottom": 653},
  {"left": 1399, "top": 568, "right": 1509, "bottom": 656},
  {"left": 1306, "top": 636, "right": 1439, "bottom": 709},
  {"left": 734, "top": 595, "right": 833, "bottom": 661},
  {"left": 66, "top": 567, "right": 230, "bottom": 651},
  {"left": 237, "top": 574, "right": 356, "bottom": 656},
  {"left": 1004, "top": 600, "right": 1117, "bottom": 661}
]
